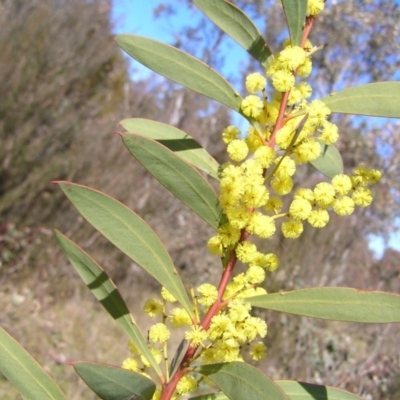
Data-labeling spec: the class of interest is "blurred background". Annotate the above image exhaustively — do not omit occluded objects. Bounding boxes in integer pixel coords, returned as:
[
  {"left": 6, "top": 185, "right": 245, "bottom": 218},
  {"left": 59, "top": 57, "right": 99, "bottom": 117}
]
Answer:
[{"left": 0, "top": 0, "right": 399, "bottom": 398}]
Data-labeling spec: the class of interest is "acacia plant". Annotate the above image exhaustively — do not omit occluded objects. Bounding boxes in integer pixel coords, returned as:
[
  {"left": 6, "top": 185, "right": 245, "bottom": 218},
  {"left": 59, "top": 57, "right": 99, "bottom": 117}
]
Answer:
[{"left": 1, "top": 1, "right": 400, "bottom": 399}]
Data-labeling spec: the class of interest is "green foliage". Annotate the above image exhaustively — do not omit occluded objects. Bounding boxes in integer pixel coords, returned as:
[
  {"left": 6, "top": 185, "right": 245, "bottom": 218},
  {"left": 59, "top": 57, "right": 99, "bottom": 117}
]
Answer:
[
  {"left": 247, "top": 288, "right": 400, "bottom": 323},
  {"left": 116, "top": 35, "right": 242, "bottom": 112},
  {"left": 193, "top": 0, "right": 272, "bottom": 65},
  {"left": 275, "top": 381, "right": 363, "bottom": 400},
  {"left": 0, "top": 326, "right": 66, "bottom": 400},
  {"left": 194, "top": 362, "right": 289, "bottom": 400},
  {"left": 122, "top": 134, "right": 222, "bottom": 229},
  {"left": 321, "top": 82, "right": 400, "bottom": 118},
  {"left": 54, "top": 231, "right": 163, "bottom": 376},
  {"left": 72, "top": 362, "right": 156, "bottom": 400},
  {"left": 56, "top": 182, "right": 194, "bottom": 318},
  {"left": 310, "top": 142, "right": 343, "bottom": 179},
  {"left": 120, "top": 119, "right": 220, "bottom": 180},
  {"left": 281, "top": 0, "right": 308, "bottom": 46}
]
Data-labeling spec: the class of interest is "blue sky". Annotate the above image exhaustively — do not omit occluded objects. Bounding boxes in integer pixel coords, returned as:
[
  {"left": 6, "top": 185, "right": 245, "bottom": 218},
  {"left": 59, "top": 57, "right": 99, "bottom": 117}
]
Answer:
[
  {"left": 111, "top": 0, "right": 252, "bottom": 80},
  {"left": 110, "top": 1, "right": 400, "bottom": 258}
]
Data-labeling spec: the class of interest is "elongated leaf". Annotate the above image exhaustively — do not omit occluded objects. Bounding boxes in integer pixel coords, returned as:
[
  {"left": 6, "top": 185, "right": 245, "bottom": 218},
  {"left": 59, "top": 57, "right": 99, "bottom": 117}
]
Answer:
[
  {"left": 72, "top": 361, "right": 155, "bottom": 400},
  {"left": 321, "top": 82, "right": 400, "bottom": 118},
  {"left": 56, "top": 182, "right": 194, "bottom": 319},
  {"left": 190, "top": 382, "right": 362, "bottom": 400},
  {"left": 190, "top": 393, "right": 228, "bottom": 400},
  {"left": 169, "top": 339, "right": 189, "bottom": 378},
  {"left": 310, "top": 141, "right": 343, "bottom": 178},
  {"left": 193, "top": 0, "right": 271, "bottom": 65},
  {"left": 281, "top": 0, "right": 307, "bottom": 46},
  {"left": 122, "top": 134, "right": 222, "bottom": 230},
  {"left": 119, "top": 118, "right": 220, "bottom": 180},
  {"left": 0, "top": 326, "right": 66, "bottom": 400},
  {"left": 195, "top": 362, "right": 289, "bottom": 400},
  {"left": 54, "top": 231, "right": 162, "bottom": 377},
  {"left": 116, "top": 35, "right": 242, "bottom": 112},
  {"left": 247, "top": 287, "right": 400, "bottom": 323},
  {"left": 276, "top": 380, "right": 362, "bottom": 400}
]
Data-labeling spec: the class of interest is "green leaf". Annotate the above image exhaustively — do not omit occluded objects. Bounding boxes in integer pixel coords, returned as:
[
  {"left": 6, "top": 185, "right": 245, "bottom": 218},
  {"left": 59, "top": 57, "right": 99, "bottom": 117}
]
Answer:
[
  {"left": 281, "top": 0, "right": 307, "bottom": 46},
  {"left": 310, "top": 141, "right": 343, "bottom": 178},
  {"left": 321, "top": 82, "right": 400, "bottom": 118},
  {"left": 56, "top": 182, "right": 194, "bottom": 319},
  {"left": 122, "top": 133, "right": 222, "bottom": 230},
  {"left": 195, "top": 362, "right": 290, "bottom": 400},
  {"left": 169, "top": 339, "right": 189, "bottom": 378},
  {"left": 0, "top": 326, "right": 66, "bottom": 400},
  {"left": 193, "top": 0, "right": 272, "bottom": 65},
  {"left": 72, "top": 361, "right": 156, "bottom": 400},
  {"left": 247, "top": 287, "right": 400, "bottom": 323},
  {"left": 276, "top": 380, "right": 362, "bottom": 400},
  {"left": 188, "top": 381, "right": 362, "bottom": 400},
  {"left": 116, "top": 35, "right": 242, "bottom": 112},
  {"left": 119, "top": 118, "right": 220, "bottom": 180},
  {"left": 54, "top": 231, "right": 162, "bottom": 377},
  {"left": 190, "top": 393, "right": 228, "bottom": 400}
]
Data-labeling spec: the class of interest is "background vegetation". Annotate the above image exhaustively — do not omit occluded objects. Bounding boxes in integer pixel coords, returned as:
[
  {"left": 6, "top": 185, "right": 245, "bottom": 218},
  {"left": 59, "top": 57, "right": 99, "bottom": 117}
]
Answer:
[{"left": 0, "top": 0, "right": 399, "bottom": 398}]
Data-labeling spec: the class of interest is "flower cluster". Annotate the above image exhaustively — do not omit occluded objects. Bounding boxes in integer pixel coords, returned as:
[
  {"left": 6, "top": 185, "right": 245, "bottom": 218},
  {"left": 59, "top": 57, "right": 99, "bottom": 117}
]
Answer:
[{"left": 120, "top": 8, "right": 381, "bottom": 398}]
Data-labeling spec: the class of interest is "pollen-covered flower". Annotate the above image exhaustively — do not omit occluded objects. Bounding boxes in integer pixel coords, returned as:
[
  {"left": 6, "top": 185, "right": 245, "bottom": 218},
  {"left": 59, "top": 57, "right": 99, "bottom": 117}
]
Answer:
[
  {"left": 281, "top": 218, "right": 303, "bottom": 238},
  {"left": 307, "top": 0, "right": 325, "bottom": 16},
  {"left": 297, "top": 57, "right": 313, "bottom": 78},
  {"left": 254, "top": 146, "right": 276, "bottom": 168},
  {"left": 222, "top": 125, "right": 241, "bottom": 144},
  {"left": 245, "top": 128, "right": 264, "bottom": 152},
  {"left": 308, "top": 208, "right": 329, "bottom": 228},
  {"left": 264, "top": 196, "right": 283, "bottom": 213},
  {"left": 227, "top": 139, "right": 249, "bottom": 162},
  {"left": 320, "top": 120, "right": 339, "bottom": 145},
  {"left": 333, "top": 196, "right": 355, "bottom": 216},
  {"left": 308, "top": 99, "right": 331, "bottom": 125},
  {"left": 122, "top": 358, "right": 139, "bottom": 372},
  {"left": 185, "top": 325, "right": 208, "bottom": 347},
  {"left": 352, "top": 187, "right": 373, "bottom": 207},
  {"left": 197, "top": 283, "right": 218, "bottom": 306},
  {"left": 261, "top": 253, "right": 279, "bottom": 271},
  {"left": 332, "top": 174, "right": 352, "bottom": 196},
  {"left": 243, "top": 316, "right": 268, "bottom": 340},
  {"left": 228, "top": 299, "right": 251, "bottom": 322},
  {"left": 208, "top": 314, "right": 234, "bottom": 340},
  {"left": 249, "top": 342, "right": 268, "bottom": 361},
  {"left": 275, "top": 156, "right": 296, "bottom": 177},
  {"left": 289, "top": 198, "right": 312, "bottom": 220},
  {"left": 292, "top": 139, "right": 321, "bottom": 164},
  {"left": 176, "top": 375, "right": 198, "bottom": 395},
  {"left": 161, "top": 287, "right": 177, "bottom": 303},
  {"left": 271, "top": 175, "right": 294, "bottom": 195},
  {"left": 247, "top": 212, "right": 276, "bottom": 239},
  {"left": 149, "top": 323, "right": 170, "bottom": 343},
  {"left": 169, "top": 308, "right": 192, "bottom": 328},
  {"left": 245, "top": 265, "right": 266, "bottom": 284},
  {"left": 271, "top": 70, "right": 295, "bottom": 92},
  {"left": 297, "top": 82, "right": 312, "bottom": 99},
  {"left": 278, "top": 46, "right": 306, "bottom": 70},
  {"left": 314, "top": 182, "right": 335, "bottom": 207},
  {"left": 143, "top": 299, "right": 164, "bottom": 317},
  {"left": 218, "top": 223, "right": 241, "bottom": 247},
  {"left": 207, "top": 235, "right": 224, "bottom": 255},
  {"left": 236, "top": 241, "right": 258, "bottom": 264},
  {"left": 246, "top": 72, "right": 267, "bottom": 93},
  {"left": 241, "top": 95, "right": 264, "bottom": 117}
]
